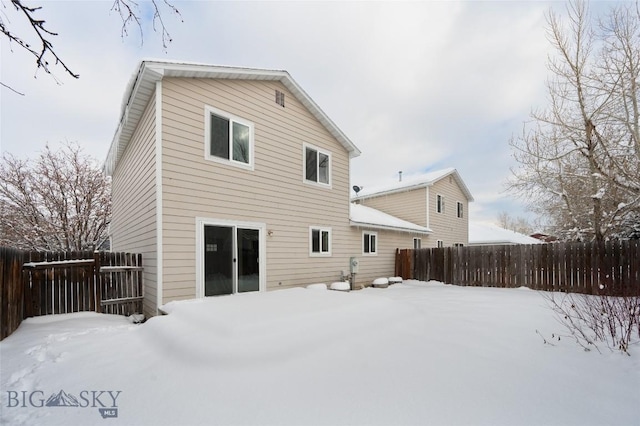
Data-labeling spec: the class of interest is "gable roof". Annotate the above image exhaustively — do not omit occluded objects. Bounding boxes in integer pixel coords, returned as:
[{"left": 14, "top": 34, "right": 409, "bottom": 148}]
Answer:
[
  {"left": 352, "top": 168, "right": 474, "bottom": 201},
  {"left": 104, "top": 60, "right": 361, "bottom": 175},
  {"left": 469, "top": 222, "right": 541, "bottom": 246},
  {"left": 350, "top": 203, "right": 432, "bottom": 234}
]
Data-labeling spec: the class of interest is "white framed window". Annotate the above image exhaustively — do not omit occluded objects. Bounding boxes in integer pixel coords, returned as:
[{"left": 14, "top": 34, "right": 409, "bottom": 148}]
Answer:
[
  {"left": 437, "top": 195, "right": 445, "bottom": 214},
  {"left": 204, "top": 105, "right": 254, "bottom": 170},
  {"left": 303, "top": 143, "right": 331, "bottom": 187},
  {"left": 309, "top": 226, "right": 331, "bottom": 256},
  {"left": 437, "top": 240, "right": 444, "bottom": 248},
  {"left": 413, "top": 238, "right": 422, "bottom": 250},
  {"left": 457, "top": 202, "right": 464, "bottom": 218},
  {"left": 362, "top": 231, "right": 377, "bottom": 255}
]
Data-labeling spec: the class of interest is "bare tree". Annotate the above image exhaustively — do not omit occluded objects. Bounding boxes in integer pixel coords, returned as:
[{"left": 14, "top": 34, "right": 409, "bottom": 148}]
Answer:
[
  {"left": 0, "top": 142, "right": 111, "bottom": 251},
  {"left": 496, "top": 211, "right": 534, "bottom": 234},
  {"left": 509, "top": 1, "right": 640, "bottom": 242},
  {"left": 0, "top": 0, "right": 181, "bottom": 88}
]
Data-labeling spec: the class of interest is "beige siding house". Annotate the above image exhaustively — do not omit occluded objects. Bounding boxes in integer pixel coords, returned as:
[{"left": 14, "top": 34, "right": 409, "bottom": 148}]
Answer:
[
  {"left": 348, "top": 203, "right": 431, "bottom": 286},
  {"left": 353, "top": 168, "right": 474, "bottom": 248},
  {"left": 106, "top": 60, "right": 429, "bottom": 316}
]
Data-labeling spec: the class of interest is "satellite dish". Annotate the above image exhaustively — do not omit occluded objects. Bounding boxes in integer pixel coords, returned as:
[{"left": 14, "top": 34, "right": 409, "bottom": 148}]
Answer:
[{"left": 353, "top": 185, "right": 362, "bottom": 195}]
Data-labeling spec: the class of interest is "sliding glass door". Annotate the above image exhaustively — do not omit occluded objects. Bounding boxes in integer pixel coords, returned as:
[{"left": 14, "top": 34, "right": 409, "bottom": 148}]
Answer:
[{"left": 203, "top": 225, "right": 260, "bottom": 296}]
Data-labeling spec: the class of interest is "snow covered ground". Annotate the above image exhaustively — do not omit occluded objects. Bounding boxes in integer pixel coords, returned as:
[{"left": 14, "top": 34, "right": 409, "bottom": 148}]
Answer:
[{"left": 1, "top": 281, "right": 638, "bottom": 426}]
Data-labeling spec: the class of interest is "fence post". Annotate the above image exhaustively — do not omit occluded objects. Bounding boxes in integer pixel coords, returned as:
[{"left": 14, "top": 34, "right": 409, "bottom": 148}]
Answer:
[{"left": 93, "top": 251, "right": 101, "bottom": 313}]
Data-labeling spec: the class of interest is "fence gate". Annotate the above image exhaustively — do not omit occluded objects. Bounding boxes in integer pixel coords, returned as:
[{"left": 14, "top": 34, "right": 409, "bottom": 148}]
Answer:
[{"left": 0, "top": 249, "right": 143, "bottom": 340}]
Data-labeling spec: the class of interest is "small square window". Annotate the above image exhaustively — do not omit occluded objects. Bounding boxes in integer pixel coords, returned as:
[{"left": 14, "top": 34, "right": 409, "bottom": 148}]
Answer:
[
  {"left": 413, "top": 238, "right": 422, "bottom": 249},
  {"left": 363, "top": 232, "right": 377, "bottom": 255},
  {"left": 304, "top": 144, "right": 331, "bottom": 187},
  {"left": 205, "top": 105, "right": 254, "bottom": 169},
  {"left": 310, "top": 227, "right": 331, "bottom": 256},
  {"left": 437, "top": 240, "right": 444, "bottom": 248}
]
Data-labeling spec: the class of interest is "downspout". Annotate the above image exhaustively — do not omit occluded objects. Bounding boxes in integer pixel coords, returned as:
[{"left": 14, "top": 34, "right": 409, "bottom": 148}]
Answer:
[{"left": 155, "top": 80, "right": 164, "bottom": 313}]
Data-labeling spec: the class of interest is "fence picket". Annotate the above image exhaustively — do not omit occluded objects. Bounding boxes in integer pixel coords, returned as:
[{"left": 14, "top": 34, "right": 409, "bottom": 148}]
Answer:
[
  {"left": 0, "top": 248, "right": 144, "bottom": 340},
  {"left": 399, "top": 242, "right": 639, "bottom": 297}
]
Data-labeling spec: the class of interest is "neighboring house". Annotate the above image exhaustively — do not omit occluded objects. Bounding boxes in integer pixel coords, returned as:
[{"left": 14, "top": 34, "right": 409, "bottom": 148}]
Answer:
[
  {"left": 352, "top": 168, "right": 474, "bottom": 248},
  {"left": 349, "top": 203, "right": 431, "bottom": 288},
  {"left": 530, "top": 232, "right": 558, "bottom": 243},
  {"left": 105, "top": 60, "right": 427, "bottom": 316},
  {"left": 469, "top": 222, "right": 542, "bottom": 246}
]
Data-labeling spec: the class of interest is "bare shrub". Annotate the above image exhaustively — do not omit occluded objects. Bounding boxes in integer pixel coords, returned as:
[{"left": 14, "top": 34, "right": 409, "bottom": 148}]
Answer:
[{"left": 543, "top": 291, "right": 640, "bottom": 355}]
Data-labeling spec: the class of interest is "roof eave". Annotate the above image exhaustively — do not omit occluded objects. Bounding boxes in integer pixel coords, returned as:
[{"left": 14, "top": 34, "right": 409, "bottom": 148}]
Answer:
[
  {"left": 350, "top": 221, "right": 432, "bottom": 235},
  {"left": 104, "top": 60, "right": 361, "bottom": 175},
  {"left": 352, "top": 182, "right": 430, "bottom": 201}
]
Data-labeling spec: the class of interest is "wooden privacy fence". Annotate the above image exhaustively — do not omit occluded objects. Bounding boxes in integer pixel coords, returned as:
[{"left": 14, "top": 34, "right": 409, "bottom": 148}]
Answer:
[
  {"left": 0, "top": 247, "right": 25, "bottom": 342},
  {"left": 396, "top": 240, "right": 640, "bottom": 296},
  {"left": 1, "top": 248, "right": 143, "bottom": 340}
]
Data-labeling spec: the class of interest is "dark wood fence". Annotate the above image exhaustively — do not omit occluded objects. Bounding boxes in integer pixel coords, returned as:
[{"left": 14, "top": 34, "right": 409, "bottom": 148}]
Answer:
[
  {"left": 0, "top": 247, "right": 26, "bottom": 341},
  {"left": 1, "top": 248, "right": 143, "bottom": 340},
  {"left": 396, "top": 240, "right": 640, "bottom": 296}
]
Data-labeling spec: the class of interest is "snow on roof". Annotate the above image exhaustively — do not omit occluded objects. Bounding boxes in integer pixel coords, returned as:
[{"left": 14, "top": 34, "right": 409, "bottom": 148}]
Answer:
[
  {"left": 104, "top": 59, "right": 361, "bottom": 175},
  {"left": 469, "top": 222, "right": 542, "bottom": 246},
  {"left": 353, "top": 168, "right": 474, "bottom": 201},
  {"left": 350, "top": 203, "right": 432, "bottom": 234}
]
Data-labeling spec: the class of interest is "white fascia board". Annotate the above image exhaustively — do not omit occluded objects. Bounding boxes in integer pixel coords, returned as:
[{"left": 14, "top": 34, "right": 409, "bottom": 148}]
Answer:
[
  {"left": 350, "top": 221, "right": 432, "bottom": 235},
  {"left": 104, "top": 60, "right": 361, "bottom": 175}
]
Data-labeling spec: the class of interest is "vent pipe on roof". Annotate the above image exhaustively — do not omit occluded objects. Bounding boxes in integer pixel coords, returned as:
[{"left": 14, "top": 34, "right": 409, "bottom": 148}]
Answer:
[{"left": 399, "top": 171, "right": 403, "bottom": 182}]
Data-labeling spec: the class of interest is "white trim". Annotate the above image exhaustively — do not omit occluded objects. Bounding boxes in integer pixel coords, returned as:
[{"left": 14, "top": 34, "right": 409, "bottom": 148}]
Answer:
[
  {"left": 350, "top": 221, "right": 431, "bottom": 234},
  {"left": 204, "top": 105, "right": 255, "bottom": 171},
  {"left": 350, "top": 168, "right": 473, "bottom": 202},
  {"left": 195, "top": 217, "right": 266, "bottom": 298},
  {"left": 104, "top": 60, "right": 361, "bottom": 176},
  {"left": 155, "top": 81, "right": 163, "bottom": 313},
  {"left": 309, "top": 226, "right": 332, "bottom": 257},
  {"left": 362, "top": 231, "right": 378, "bottom": 256},
  {"left": 302, "top": 143, "right": 332, "bottom": 189}
]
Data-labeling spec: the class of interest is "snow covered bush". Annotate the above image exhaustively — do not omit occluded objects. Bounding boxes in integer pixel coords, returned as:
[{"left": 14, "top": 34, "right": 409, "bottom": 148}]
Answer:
[{"left": 543, "top": 291, "right": 640, "bottom": 355}]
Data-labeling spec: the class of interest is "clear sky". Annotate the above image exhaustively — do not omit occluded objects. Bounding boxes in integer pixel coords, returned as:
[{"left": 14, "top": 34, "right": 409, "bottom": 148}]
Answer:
[{"left": 1, "top": 1, "right": 572, "bottom": 224}]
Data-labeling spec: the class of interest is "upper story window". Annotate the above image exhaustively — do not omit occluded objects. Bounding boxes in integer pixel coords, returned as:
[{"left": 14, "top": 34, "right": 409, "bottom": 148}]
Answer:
[
  {"left": 205, "top": 105, "right": 254, "bottom": 170},
  {"left": 437, "top": 195, "right": 445, "bottom": 214},
  {"left": 304, "top": 143, "right": 331, "bottom": 187},
  {"left": 457, "top": 202, "right": 464, "bottom": 218},
  {"left": 363, "top": 231, "right": 377, "bottom": 255}
]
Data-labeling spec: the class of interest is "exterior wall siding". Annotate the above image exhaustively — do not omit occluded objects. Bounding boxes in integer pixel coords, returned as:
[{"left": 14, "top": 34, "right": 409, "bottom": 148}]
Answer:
[
  {"left": 110, "top": 92, "right": 158, "bottom": 316},
  {"left": 428, "top": 177, "right": 469, "bottom": 246},
  {"left": 347, "top": 228, "right": 422, "bottom": 286},
  {"left": 355, "top": 176, "right": 470, "bottom": 248},
  {"left": 357, "top": 188, "right": 427, "bottom": 227},
  {"left": 160, "top": 77, "right": 354, "bottom": 303}
]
